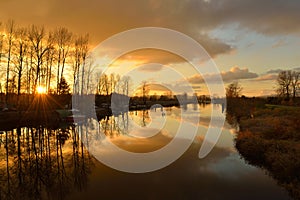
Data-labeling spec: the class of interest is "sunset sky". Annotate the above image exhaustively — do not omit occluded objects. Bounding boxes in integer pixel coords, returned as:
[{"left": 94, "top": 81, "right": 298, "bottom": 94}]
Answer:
[{"left": 1, "top": 0, "right": 299, "bottom": 96}]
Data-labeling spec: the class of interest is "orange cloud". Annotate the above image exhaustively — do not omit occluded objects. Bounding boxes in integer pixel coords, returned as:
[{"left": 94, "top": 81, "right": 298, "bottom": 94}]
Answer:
[{"left": 186, "top": 66, "right": 258, "bottom": 84}]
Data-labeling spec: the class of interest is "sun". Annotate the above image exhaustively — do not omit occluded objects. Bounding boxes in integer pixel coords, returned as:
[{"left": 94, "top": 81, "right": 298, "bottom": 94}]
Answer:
[{"left": 36, "top": 86, "right": 47, "bottom": 94}]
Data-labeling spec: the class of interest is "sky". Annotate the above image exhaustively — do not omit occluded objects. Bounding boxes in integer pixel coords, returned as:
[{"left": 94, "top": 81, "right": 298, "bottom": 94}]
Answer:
[{"left": 0, "top": 0, "right": 299, "bottom": 96}]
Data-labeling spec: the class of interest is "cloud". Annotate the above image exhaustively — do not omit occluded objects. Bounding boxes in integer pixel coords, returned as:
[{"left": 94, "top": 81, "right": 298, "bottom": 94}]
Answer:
[
  {"left": 117, "top": 49, "right": 184, "bottom": 66},
  {"left": 0, "top": 0, "right": 236, "bottom": 58},
  {"left": 265, "top": 67, "right": 300, "bottom": 74},
  {"left": 271, "top": 39, "right": 287, "bottom": 48},
  {"left": 245, "top": 42, "right": 255, "bottom": 48},
  {"left": 293, "top": 67, "right": 300, "bottom": 71},
  {"left": 99, "top": 34, "right": 233, "bottom": 66},
  {"left": 137, "top": 64, "right": 164, "bottom": 72},
  {"left": 195, "top": 34, "right": 234, "bottom": 58},
  {"left": 266, "top": 69, "right": 283, "bottom": 74},
  {"left": 2, "top": 0, "right": 299, "bottom": 62},
  {"left": 211, "top": 0, "right": 300, "bottom": 35},
  {"left": 259, "top": 89, "right": 276, "bottom": 97},
  {"left": 251, "top": 67, "right": 300, "bottom": 82},
  {"left": 221, "top": 67, "right": 258, "bottom": 81},
  {"left": 253, "top": 74, "right": 277, "bottom": 81},
  {"left": 187, "top": 66, "right": 258, "bottom": 84},
  {"left": 151, "top": 83, "right": 194, "bottom": 94},
  {"left": 133, "top": 82, "right": 195, "bottom": 95}
]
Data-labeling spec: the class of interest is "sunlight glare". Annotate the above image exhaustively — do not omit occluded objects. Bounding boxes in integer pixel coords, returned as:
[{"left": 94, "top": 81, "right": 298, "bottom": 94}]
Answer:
[{"left": 37, "top": 86, "right": 47, "bottom": 94}]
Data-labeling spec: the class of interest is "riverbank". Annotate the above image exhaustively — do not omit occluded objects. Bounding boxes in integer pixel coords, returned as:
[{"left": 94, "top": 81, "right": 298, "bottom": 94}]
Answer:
[
  {"left": 0, "top": 111, "right": 61, "bottom": 130},
  {"left": 232, "top": 102, "right": 300, "bottom": 199},
  {"left": 0, "top": 101, "right": 192, "bottom": 130},
  {"left": 0, "top": 108, "right": 112, "bottom": 130}
]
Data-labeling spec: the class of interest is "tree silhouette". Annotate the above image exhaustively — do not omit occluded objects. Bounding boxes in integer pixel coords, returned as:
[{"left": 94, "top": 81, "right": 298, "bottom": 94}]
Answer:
[
  {"left": 226, "top": 81, "right": 242, "bottom": 98},
  {"left": 58, "top": 76, "right": 70, "bottom": 95}
]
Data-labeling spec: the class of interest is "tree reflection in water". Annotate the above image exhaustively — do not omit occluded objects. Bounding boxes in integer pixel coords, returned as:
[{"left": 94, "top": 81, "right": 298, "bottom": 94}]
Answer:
[
  {"left": 0, "top": 124, "right": 92, "bottom": 200},
  {"left": 0, "top": 111, "right": 140, "bottom": 200},
  {"left": 0, "top": 106, "right": 292, "bottom": 200},
  {"left": 98, "top": 111, "right": 150, "bottom": 138}
]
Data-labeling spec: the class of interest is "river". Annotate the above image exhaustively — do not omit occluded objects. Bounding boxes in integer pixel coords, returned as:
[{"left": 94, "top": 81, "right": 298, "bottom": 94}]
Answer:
[{"left": 0, "top": 104, "right": 291, "bottom": 199}]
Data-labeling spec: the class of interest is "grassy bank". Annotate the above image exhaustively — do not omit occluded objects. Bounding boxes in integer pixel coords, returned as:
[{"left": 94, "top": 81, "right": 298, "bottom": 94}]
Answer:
[{"left": 230, "top": 99, "right": 300, "bottom": 199}]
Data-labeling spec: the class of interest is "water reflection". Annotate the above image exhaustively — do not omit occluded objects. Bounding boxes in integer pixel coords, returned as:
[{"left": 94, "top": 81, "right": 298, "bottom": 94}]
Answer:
[
  {"left": 73, "top": 105, "right": 290, "bottom": 200},
  {"left": 0, "top": 125, "right": 92, "bottom": 200},
  {"left": 0, "top": 104, "right": 292, "bottom": 200}
]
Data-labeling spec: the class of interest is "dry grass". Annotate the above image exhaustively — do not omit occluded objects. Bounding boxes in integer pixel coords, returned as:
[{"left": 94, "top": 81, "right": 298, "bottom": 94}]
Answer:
[{"left": 234, "top": 105, "right": 300, "bottom": 199}]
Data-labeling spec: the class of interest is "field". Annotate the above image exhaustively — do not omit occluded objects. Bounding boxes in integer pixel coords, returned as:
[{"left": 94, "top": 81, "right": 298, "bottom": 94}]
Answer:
[{"left": 231, "top": 100, "right": 300, "bottom": 199}]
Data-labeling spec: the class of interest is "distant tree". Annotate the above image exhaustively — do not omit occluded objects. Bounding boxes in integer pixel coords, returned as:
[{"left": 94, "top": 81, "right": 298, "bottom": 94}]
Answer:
[
  {"left": 166, "top": 91, "right": 173, "bottom": 99},
  {"left": 276, "top": 70, "right": 292, "bottom": 99},
  {"left": 121, "top": 76, "right": 131, "bottom": 96},
  {"left": 110, "top": 73, "right": 115, "bottom": 93},
  {"left": 141, "top": 81, "right": 150, "bottom": 104},
  {"left": 226, "top": 81, "right": 242, "bottom": 98},
  {"left": 150, "top": 93, "right": 158, "bottom": 101},
  {"left": 99, "top": 73, "right": 110, "bottom": 95},
  {"left": 85, "top": 57, "right": 96, "bottom": 94},
  {"left": 291, "top": 71, "right": 300, "bottom": 99},
  {"left": 114, "top": 74, "right": 120, "bottom": 93},
  {"left": 58, "top": 76, "right": 70, "bottom": 94}
]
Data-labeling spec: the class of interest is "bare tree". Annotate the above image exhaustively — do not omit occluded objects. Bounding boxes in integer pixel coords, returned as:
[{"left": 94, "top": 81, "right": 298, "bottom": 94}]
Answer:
[
  {"left": 110, "top": 73, "right": 115, "bottom": 93},
  {"left": 291, "top": 71, "right": 300, "bottom": 99},
  {"left": 45, "top": 32, "right": 55, "bottom": 93},
  {"left": 28, "top": 25, "right": 50, "bottom": 94},
  {"left": 5, "top": 20, "right": 16, "bottom": 103},
  {"left": 0, "top": 22, "right": 4, "bottom": 79},
  {"left": 14, "top": 27, "right": 28, "bottom": 98},
  {"left": 26, "top": 46, "right": 34, "bottom": 94},
  {"left": 141, "top": 81, "right": 150, "bottom": 104},
  {"left": 80, "top": 35, "right": 89, "bottom": 95},
  {"left": 54, "top": 27, "right": 72, "bottom": 94},
  {"left": 72, "top": 34, "right": 89, "bottom": 94},
  {"left": 114, "top": 74, "right": 120, "bottom": 93},
  {"left": 121, "top": 76, "right": 131, "bottom": 96},
  {"left": 85, "top": 56, "right": 96, "bottom": 94},
  {"left": 0, "top": 20, "right": 97, "bottom": 100},
  {"left": 226, "top": 81, "right": 242, "bottom": 98},
  {"left": 277, "top": 70, "right": 292, "bottom": 99},
  {"left": 0, "top": 22, "right": 4, "bottom": 103},
  {"left": 99, "top": 73, "right": 110, "bottom": 95}
]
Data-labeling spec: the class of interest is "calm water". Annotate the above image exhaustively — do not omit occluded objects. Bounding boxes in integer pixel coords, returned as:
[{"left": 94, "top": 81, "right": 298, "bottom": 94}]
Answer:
[{"left": 0, "top": 104, "right": 290, "bottom": 200}]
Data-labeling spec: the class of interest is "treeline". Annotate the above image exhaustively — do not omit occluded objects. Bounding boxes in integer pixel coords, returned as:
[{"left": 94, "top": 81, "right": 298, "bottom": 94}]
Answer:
[
  {"left": 226, "top": 70, "right": 300, "bottom": 106},
  {"left": 0, "top": 20, "right": 89, "bottom": 98},
  {"left": 268, "top": 70, "right": 300, "bottom": 105},
  {"left": 97, "top": 73, "right": 131, "bottom": 96},
  {"left": 276, "top": 70, "right": 300, "bottom": 100}
]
